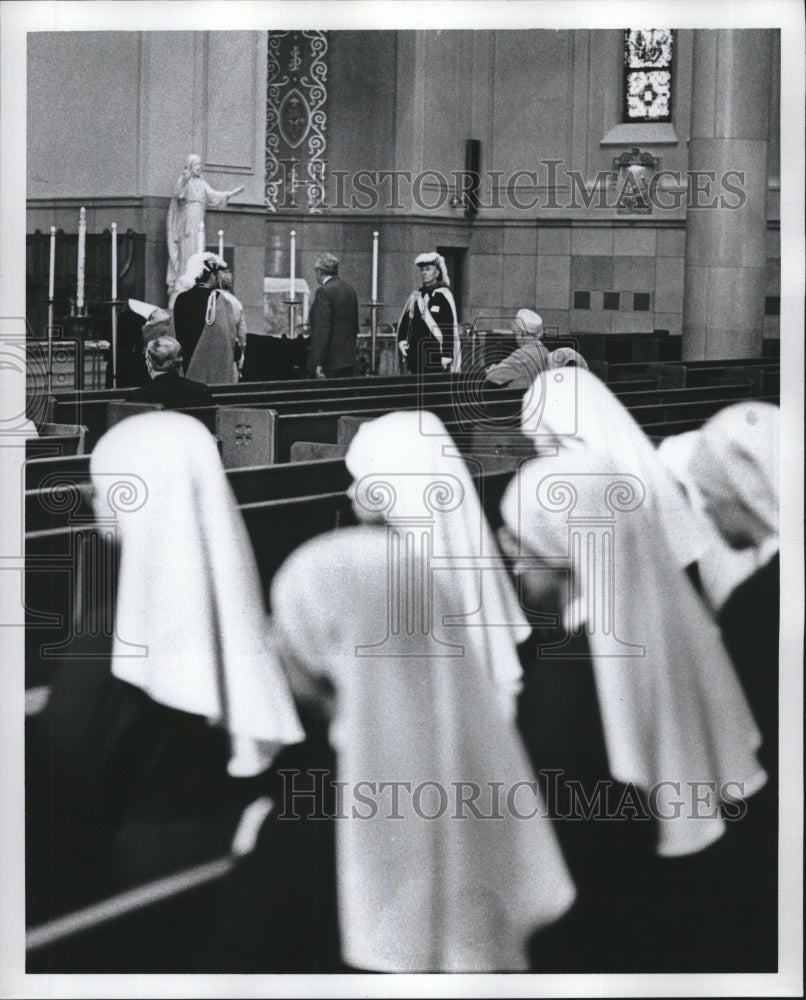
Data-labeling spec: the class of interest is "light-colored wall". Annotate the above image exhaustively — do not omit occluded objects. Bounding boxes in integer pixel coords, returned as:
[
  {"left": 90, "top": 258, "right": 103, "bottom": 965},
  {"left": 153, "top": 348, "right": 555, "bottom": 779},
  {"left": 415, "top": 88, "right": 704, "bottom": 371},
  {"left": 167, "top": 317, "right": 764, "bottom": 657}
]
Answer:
[
  {"left": 27, "top": 28, "right": 780, "bottom": 338},
  {"left": 28, "top": 32, "right": 142, "bottom": 198},
  {"left": 29, "top": 30, "right": 266, "bottom": 202}
]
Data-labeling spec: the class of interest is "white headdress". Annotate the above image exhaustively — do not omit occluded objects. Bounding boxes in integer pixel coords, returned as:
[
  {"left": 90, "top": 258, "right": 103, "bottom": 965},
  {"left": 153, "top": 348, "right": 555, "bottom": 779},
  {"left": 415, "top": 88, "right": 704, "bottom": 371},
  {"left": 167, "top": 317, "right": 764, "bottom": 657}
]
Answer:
[
  {"left": 345, "top": 410, "right": 529, "bottom": 717},
  {"left": 501, "top": 449, "right": 767, "bottom": 858},
  {"left": 271, "top": 525, "right": 575, "bottom": 972},
  {"left": 415, "top": 251, "right": 450, "bottom": 287},
  {"left": 513, "top": 309, "right": 543, "bottom": 338},
  {"left": 175, "top": 251, "right": 229, "bottom": 295},
  {"left": 90, "top": 411, "right": 305, "bottom": 776}
]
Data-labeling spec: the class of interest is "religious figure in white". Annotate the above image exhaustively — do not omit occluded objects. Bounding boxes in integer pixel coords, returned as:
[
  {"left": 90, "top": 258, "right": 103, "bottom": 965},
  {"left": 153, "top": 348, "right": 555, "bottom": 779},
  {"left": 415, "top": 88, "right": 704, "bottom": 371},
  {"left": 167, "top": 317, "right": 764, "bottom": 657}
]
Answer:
[{"left": 166, "top": 154, "right": 243, "bottom": 301}]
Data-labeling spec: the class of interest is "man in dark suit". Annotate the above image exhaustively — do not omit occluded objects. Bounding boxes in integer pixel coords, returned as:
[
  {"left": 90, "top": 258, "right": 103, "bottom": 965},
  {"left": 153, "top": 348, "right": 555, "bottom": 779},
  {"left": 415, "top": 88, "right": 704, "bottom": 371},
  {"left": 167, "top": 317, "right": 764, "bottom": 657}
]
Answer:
[
  {"left": 307, "top": 253, "right": 359, "bottom": 379},
  {"left": 125, "top": 336, "right": 213, "bottom": 408}
]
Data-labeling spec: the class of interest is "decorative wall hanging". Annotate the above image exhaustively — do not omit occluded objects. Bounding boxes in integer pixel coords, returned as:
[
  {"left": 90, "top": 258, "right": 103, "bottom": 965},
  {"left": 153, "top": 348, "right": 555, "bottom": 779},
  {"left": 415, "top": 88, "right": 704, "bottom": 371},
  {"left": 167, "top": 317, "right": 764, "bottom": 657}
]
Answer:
[{"left": 266, "top": 31, "right": 329, "bottom": 213}]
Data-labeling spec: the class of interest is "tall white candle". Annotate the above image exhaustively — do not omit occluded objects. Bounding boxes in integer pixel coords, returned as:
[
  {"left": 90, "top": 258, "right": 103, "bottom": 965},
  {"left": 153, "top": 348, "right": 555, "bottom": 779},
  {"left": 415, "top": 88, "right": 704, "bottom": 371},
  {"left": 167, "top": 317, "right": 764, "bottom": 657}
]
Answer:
[
  {"left": 76, "top": 207, "right": 86, "bottom": 311},
  {"left": 111, "top": 223, "right": 118, "bottom": 300},
  {"left": 289, "top": 229, "right": 296, "bottom": 298},
  {"left": 198, "top": 221, "right": 205, "bottom": 254},
  {"left": 48, "top": 226, "right": 56, "bottom": 300},
  {"left": 371, "top": 230, "right": 379, "bottom": 303},
  {"left": 218, "top": 230, "right": 224, "bottom": 258}
]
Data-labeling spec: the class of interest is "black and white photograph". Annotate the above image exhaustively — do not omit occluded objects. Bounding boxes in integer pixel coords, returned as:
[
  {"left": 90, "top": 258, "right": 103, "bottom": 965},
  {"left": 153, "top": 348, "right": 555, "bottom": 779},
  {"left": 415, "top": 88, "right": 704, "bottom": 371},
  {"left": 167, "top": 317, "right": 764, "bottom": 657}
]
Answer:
[{"left": 1, "top": 1, "right": 803, "bottom": 996}]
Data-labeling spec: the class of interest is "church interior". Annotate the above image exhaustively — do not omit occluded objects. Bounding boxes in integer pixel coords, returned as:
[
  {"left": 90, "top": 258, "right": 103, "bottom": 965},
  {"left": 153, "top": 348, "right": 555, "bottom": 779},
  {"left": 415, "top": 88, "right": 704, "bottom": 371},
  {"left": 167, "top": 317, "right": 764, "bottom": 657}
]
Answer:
[{"left": 2, "top": 11, "right": 801, "bottom": 991}]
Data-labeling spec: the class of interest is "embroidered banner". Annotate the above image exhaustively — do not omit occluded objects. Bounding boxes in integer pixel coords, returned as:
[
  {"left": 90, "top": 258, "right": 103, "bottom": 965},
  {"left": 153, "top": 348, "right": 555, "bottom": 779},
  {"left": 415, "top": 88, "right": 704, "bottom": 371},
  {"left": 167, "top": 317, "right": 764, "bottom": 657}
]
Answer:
[{"left": 266, "top": 31, "right": 328, "bottom": 213}]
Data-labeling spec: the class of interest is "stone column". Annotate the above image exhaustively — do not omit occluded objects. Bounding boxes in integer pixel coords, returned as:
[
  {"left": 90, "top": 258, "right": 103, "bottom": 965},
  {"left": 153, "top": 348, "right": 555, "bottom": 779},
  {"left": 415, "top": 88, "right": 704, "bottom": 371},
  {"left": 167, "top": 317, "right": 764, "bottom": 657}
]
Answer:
[{"left": 682, "top": 30, "right": 774, "bottom": 359}]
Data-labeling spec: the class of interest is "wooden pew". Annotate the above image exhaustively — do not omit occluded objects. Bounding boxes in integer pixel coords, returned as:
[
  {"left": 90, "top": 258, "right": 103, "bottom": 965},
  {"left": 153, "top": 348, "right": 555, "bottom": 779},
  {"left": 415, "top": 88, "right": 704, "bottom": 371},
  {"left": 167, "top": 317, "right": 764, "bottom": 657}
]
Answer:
[
  {"left": 24, "top": 464, "right": 517, "bottom": 681},
  {"left": 26, "top": 434, "right": 85, "bottom": 461},
  {"left": 48, "top": 378, "right": 500, "bottom": 452},
  {"left": 26, "top": 457, "right": 354, "bottom": 533},
  {"left": 45, "top": 371, "right": 455, "bottom": 414},
  {"left": 49, "top": 369, "right": 445, "bottom": 401},
  {"left": 466, "top": 392, "right": 779, "bottom": 458},
  {"left": 594, "top": 358, "right": 779, "bottom": 390},
  {"left": 24, "top": 378, "right": 768, "bottom": 507}
]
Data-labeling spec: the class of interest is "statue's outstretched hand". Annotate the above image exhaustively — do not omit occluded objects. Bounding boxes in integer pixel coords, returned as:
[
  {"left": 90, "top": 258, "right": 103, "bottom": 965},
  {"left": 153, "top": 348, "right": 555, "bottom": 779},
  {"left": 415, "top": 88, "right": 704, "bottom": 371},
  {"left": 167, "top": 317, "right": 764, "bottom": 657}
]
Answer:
[{"left": 230, "top": 186, "right": 245, "bottom": 198}]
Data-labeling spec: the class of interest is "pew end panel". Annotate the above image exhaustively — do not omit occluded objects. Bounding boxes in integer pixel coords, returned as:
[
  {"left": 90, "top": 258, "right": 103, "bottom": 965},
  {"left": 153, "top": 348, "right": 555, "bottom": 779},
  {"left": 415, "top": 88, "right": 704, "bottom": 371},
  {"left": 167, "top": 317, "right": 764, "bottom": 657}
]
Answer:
[
  {"left": 25, "top": 435, "right": 84, "bottom": 460},
  {"left": 337, "top": 415, "right": 374, "bottom": 448},
  {"left": 289, "top": 442, "right": 349, "bottom": 462},
  {"left": 38, "top": 423, "right": 90, "bottom": 455},
  {"left": 106, "top": 402, "right": 164, "bottom": 431},
  {"left": 217, "top": 407, "right": 279, "bottom": 468}
]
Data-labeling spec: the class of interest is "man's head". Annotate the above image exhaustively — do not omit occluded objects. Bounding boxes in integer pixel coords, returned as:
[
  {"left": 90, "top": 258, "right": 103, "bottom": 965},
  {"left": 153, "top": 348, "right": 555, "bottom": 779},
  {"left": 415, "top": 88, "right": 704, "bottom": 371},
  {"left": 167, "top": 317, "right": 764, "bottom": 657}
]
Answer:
[
  {"left": 511, "top": 309, "right": 543, "bottom": 345},
  {"left": 143, "top": 308, "right": 172, "bottom": 344},
  {"left": 415, "top": 251, "right": 449, "bottom": 288},
  {"left": 314, "top": 253, "right": 339, "bottom": 284},
  {"left": 146, "top": 337, "right": 183, "bottom": 378}
]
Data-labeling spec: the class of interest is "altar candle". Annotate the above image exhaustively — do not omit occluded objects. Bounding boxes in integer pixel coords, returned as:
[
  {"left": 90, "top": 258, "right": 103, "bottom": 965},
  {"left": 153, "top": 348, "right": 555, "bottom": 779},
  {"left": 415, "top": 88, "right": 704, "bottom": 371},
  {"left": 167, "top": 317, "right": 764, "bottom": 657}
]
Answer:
[
  {"left": 198, "top": 221, "right": 205, "bottom": 254},
  {"left": 111, "top": 223, "right": 118, "bottom": 301},
  {"left": 48, "top": 226, "right": 56, "bottom": 301},
  {"left": 76, "top": 207, "right": 86, "bottom": 311},
  {"left": 289, "top": 230, "right": 296, "bottom": 298},
  {"left": 371, "top": 231, "right": 379, "bottom": 303},
  {"left": 218, "top": 230, "right": 224, "bottom": 258}
]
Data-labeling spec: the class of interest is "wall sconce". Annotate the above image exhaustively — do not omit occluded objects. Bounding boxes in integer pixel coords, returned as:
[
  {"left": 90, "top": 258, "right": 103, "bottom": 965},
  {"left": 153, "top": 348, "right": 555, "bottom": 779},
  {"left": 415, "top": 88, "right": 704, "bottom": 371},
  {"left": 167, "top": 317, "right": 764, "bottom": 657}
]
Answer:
[{"left": 609, "top": 147, "right": 659, "bottom": 214}]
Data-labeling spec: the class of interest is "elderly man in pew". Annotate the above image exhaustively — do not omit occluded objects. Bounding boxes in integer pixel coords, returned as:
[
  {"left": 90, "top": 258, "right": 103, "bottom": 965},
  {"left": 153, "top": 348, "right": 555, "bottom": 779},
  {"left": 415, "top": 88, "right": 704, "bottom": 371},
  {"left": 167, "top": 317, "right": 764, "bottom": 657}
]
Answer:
[
  {"left": 125, "top": 336, "right": 213, "bottom": 409},
  {"left": 484, "top": 310, "right": 552, "bottom": 391}
]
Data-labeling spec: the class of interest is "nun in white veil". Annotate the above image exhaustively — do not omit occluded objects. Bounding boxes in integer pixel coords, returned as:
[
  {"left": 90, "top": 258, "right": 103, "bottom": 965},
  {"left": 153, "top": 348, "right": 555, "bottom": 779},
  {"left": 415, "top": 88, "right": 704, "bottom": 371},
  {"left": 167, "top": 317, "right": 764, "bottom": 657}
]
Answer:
[
  {"left": 90, "top": 410, "right": 305, "bottom": 776},
  {"left": 688, "top": 402, "right": 780, "bottom": 781},
  {"left": 271, "top": 525, "right": 575, "bottom": 973},
  {"left": 345, "top": 409, "right": 532, "bottom": 720},
  {"left": 269, "top": 410, "right": 576, "bottom": 972},
  {"left": 500, "top": 448, "right": 768, "bottom": 859},
  {"left": 519, "top": 365, "right": 712, "bottom": 574},
  {"left": 657, "top": 428, "right": 764, "bottom": 612}
]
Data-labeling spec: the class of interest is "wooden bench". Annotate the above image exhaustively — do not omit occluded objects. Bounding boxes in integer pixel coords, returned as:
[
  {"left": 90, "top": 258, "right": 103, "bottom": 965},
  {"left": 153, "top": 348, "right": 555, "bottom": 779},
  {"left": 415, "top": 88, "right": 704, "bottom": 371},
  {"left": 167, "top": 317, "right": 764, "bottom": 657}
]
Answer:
[
  {"left": 24, "top": 378, "right": 768, "bottom": 508},
  {"left": 48, "top": 378, "right": 512, "bottom": 452},
  {"left": 594, "top": 358, "right": 780, "bottom": 390},
  {"left": 45, "top": 371, "right": 457, "bottom": 414},
  {"left": 24, "top": 463, "right": 517, "bottom": 681},
  {"left": 25, "top": 434, "right": 86, "bottom": 461},
  {"left": 26, "top": 457, "right": 353, "bottom": 533}
]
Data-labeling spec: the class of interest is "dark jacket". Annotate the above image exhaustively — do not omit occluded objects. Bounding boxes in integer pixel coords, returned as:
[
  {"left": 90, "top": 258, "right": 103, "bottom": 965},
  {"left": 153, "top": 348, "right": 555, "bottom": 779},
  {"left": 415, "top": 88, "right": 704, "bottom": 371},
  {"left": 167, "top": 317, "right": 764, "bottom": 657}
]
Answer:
[
  {"left": 307, "top": 276, "right": 359, "bottom": 376},
  {"left": 172, "top": 285, "right": 214, "bottom": 366},
  {"left": 125, "top": 372, "right": 214, "bottom": 409}
]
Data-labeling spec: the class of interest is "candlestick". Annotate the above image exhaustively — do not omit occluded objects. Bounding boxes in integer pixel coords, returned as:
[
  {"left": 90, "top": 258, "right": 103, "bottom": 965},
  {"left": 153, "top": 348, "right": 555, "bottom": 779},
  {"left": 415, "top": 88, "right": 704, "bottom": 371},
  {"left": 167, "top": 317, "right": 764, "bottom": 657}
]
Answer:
[
  {"left": 48, "top": 226, "right": 56, "bottom": 393},
  {"left": 110, "top": 223, "right": 118, "bottom": 388},
  {"left": 371, "top": 230, "right": 379, "bottom": 303},
  {"left": 111, "top": 223, "right": 118, "bottom": 300},
  {"left": 76, "top": 207, "right": 86, "bottom": 312},
  {"left": 289, "top": 229, "right": 297, "bottom": 334},
  {"left": 48, "top": 226, "right": 56, "bottom": 301},
  {"left": 198, "top": 221, "right": 205, "bottom": 254},
  {"left": 218, "top": 230, "right": 224, "bottom": 258}
]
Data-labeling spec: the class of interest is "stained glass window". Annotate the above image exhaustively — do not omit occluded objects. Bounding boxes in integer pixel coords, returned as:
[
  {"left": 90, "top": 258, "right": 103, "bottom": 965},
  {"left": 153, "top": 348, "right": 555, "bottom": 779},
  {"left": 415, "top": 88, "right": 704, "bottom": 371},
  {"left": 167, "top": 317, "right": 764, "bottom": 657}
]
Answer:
[{"left": 623, "top": 29, "right": 673, "bottom": 122}]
